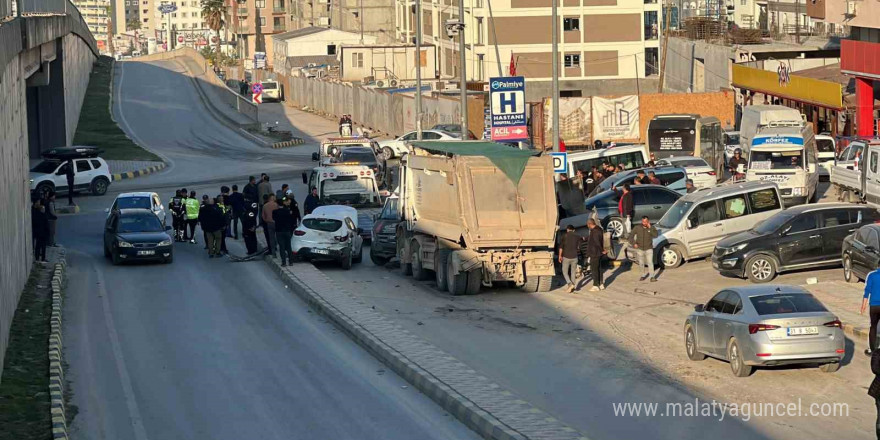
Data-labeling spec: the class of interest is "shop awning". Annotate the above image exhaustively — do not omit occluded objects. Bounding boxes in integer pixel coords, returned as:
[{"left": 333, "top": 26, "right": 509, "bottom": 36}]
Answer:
[{"left": 732, "top": 64, "right": 844, "bottom": 110}]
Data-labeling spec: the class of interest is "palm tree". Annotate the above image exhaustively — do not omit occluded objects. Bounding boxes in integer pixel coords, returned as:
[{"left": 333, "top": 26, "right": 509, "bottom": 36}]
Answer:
[{"left": 201, "top": 0, "right": 226, "bottom": 68}]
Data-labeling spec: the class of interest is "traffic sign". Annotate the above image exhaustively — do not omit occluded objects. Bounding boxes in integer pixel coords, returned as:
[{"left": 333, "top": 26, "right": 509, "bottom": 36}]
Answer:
[
  {"left": 551, "top": 152, "right": 568, "bottom": 174},
  {"left": 177, "top": 36, "right": 184, "bottom": 43},
  {"left": 251, "top": 82, "right": 263, "bottom": 104},
  {"left": 489, "top": 76, "right": 527, "bottom": 142},
  {"left": 158, "top": 3, "right": 177, "bottom": 13}
]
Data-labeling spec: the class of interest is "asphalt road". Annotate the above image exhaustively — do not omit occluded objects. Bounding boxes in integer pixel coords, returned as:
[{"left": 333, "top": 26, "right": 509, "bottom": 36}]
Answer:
[{"left": 60, "top": 60, "right": 478, "bottom": 440}]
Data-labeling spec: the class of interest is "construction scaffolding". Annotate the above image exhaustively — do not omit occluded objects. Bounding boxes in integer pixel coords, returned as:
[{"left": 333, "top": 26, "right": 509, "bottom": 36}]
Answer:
[{"left": 671, "top": 17, "right": 764, "bottom": 45}]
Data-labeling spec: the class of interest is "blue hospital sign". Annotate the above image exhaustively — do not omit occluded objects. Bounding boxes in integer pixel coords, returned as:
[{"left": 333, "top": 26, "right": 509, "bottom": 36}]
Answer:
[{"left": 489, "top": 76, "right": 527, "bottom": 142}]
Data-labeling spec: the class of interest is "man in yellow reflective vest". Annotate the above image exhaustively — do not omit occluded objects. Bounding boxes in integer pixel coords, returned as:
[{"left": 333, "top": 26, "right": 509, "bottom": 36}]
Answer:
[{"left": 185, "top": 190, "right": 201, "bottom": 244}]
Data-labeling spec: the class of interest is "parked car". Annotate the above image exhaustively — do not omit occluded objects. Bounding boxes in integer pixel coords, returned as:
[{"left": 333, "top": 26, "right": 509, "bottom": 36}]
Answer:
[
  {"left": 292, "top": 205, "right": 364, "bottom": 269},
  {"left": 842, "top": 224, "right": 880, "bottom": 283},
  {"left": 103, "top": 208, "right": 174, "bottom": 265},
  {"left": 654, "top": 156, "right": 718, "bottom": 189},
  {"left": 815, "top": 134, "right": 836, "bottom": 181},
  {"left": 369, "top": 194, "right": 401, "bottom": 266},
  {"left": 106, "top": 192, "right": 167, "bottom": 226},
  {"left": 431, "top": 124, "right": 478, "bottom": 140},
  {"left": 30, "top": 146, "right": 111, "bottom": 199},
  {"left": 579, "top": 185, "right": 682, "bottom": 238},
  {"left": 684, "top": 285, "right": 844, "bottom": 377},
  {"left": 588, "top": 166, "right": 689, "bottom": 197},
  {"left": 377, "top": 130, "right": 459, "bottom": 160},
  {"left": 261, "top": 80, "right": 282, "bottom": 102},
  {"left": 712, "top": 204, "right": 880, "bottom": 283},
  {"left": 654, "top": 181, "right": 783, "bottom": 269}
]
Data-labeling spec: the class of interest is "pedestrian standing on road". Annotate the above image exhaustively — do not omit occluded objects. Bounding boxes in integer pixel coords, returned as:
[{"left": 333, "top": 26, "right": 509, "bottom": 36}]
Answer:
[
  {"left": 239, "top": 78, "right": 247, "bottom": 96},
  {"left": 243, "top": 176, "right": 258, "bottom": 204},
  {"left": 647, "top": 171, "right": 661, "bottom": 185},
  {"left": 228, "top": 184, "right": 245, "bottom": 239},
  {"left": 868, "top": 350, "right": 880, "bottom": 439},
  {"left": 169, "top": 189, "right": 186, "bottom": 242},
  {"left": 861, "top": 268, "right": 880, "bottom": 355},
  {"left": 615, "top": 184, "right": 634, "bottom": 236},
  {"left": 558, "top": 225, "right": 586, "bottom": 293},
  {"left": 220, "top": 186, "right": 232, "bottom": 239},
  {"left": 276, "top": 184, "right": 290, "bottom": 201},
  {"left": 304, "top": 187, "right": 320, "bottom": 215},
  {"left": 201, "top": 195, "right": 210, "bottom": 248},
  {"left": 273, "top": 197, "right": 296, "bottom": 266},
  {"left": 262, "top": 194, "right": 278, "bottom": 257},
  {"left": 628, "top": 216, "right": 658, "bottom": 282},
  {"left": 185, "top": 191, "right": 200, "bottom": 244},
  {"left": 44, "top": 192, "right": 58, "bottom": 247},
  {"left": 242, "top": 202, "right": 259, "bottom": 255},
  {"left": 585, "top": 218, "right": 606, "bottom": 292},
  {"left": 32, "top": 199, "right": 49, "bottom": 263},
  {"left": 257, "top": 174, "right": 273, "bottom": 206},
  {"left": 685, "top": 179, "right": 697, "bottom": 193},
  {"left": 217, "top": 194, "right": 230, "bottom": 254},
  {"left": 198, "top": 198, "right": 225, "bottom": 258},
  {"left": 65, "top": 159, "right": 75, "bottom": 205}
]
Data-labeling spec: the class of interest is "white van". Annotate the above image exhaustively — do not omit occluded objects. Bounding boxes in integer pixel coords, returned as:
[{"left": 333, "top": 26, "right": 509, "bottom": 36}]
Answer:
[
  {"left": 745, "top": 127, "right": 819, "bottom": 206},
  {"left": 739, "top": 105, "right": 804, "bottom": 157},
  {"left": 261, "top": 80, "right": 281, "bottom": 102},
  {"left": 565, "top": 144, "right": 649, "bottom": 178},
  {"left": 653, "top": 181, "right": 783, "bottom": 268},
  {"left": 815, "top": 134, "right": 836, "bottom": 180}
]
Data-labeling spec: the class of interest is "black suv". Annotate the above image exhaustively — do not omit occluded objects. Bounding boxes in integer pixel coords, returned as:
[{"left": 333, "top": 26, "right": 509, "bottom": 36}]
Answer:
[
  {"left": 842, "top": 224, "right": 880, "bottom": 283},
  {"left": 712, "top": 204, "right": 880, "bottom": 283}
]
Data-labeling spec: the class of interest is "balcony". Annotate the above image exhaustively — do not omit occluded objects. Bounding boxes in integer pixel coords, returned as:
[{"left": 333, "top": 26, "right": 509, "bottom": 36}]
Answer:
[
  {"left": 238, "top": 7, "right": 247, "bottom": 14},
  {"left": 273, "top": 6, "right": 285, "bottom": 13},
  {"left": 644, "top": 25, "right": 658, "bottom": 40},
  {"left": 273, "top": 24, "right": 285, "bottom": 31}
]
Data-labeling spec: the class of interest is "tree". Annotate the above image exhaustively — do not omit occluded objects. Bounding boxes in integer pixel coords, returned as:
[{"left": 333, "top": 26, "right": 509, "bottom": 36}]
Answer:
[{"left": 201, "top": 0, "right": 227, "bottom": 69}]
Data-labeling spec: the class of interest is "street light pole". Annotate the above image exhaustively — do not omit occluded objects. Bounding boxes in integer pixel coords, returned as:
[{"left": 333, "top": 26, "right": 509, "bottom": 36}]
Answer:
[
  {"left": 358, "top": 0, "right": 364, "bottom": 44},
  {"left": 415, "top": 0, "right": 423, "bottom": 140},
  {"left": 457, "top": 0, "right": 468, "bottom": 140},
  {"left": 551, "top": 0, "right": 559, "bottom": 151}
]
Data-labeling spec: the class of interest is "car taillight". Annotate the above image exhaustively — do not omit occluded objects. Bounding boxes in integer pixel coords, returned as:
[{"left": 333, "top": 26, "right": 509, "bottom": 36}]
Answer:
[
  {"left": 824, "top": 319, "right": 842, "bottom": 328},
  {"left": 748, "top": 323, "right": 780, "bottom": 334},
  {"left": 706, "top": 171, "right": 716, "bottom": 176},
  {"left": 335, "top": 235, "right": 348, "bottom": 242},
  {"left": 294, "top": 230, "right": 306, "bottom": 236},
  {"left": 322, "top": 173, "right": 327, "bottom": 177},
  {"left": 360, "top": 171, "right": 365, "bottom": 176}
]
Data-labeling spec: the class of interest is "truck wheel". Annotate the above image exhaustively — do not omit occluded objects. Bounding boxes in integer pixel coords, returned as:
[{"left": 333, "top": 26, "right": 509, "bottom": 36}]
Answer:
[
  {"left": 91, "top": 177, "right": 109, "bottom": 196},
  {"left": 434, "top": 250, "right": 449, "bottom": 291},
  {"left": 465, "top": 268, "right": 482, "bottom": 295},
  {"left": 536, "top": 275, "right": 553, "bottom": 292},
  {"left": 370, "top": 246, "right": 389, "bottom": 266},
  {"left": 446, "top": 257, "right": 468, "bottom": 296},
  {"left": 520, "top": 276, "right": 540, "bottom": 292},
  {"left": 411, "top": 242, "right": 431, "bottom": 281},
  {"left": 397, "top": 238, "right": 412, "bottom": 276}
]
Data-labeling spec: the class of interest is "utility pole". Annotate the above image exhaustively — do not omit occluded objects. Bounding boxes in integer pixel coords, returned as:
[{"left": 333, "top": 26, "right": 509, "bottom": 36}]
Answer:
[
  {"left": 457, "top": 0, "right": 468, "bottom": 140},
  {"left": 658, "top": 0, "right": 671, "bottom": 92},
  {"left": 358, "top": 0, "right": 364, "bottom": 44},
  {"left": 486, "top": 0, "right": 502, "bottom": 77},
  {"left": 794, "top": 0, "right": 800, "bottom": 44},
  {"left": 415, "top": 0, "right": 423, "bottom": 140},
  {"left": 551, "top": 0, "right": 559, "bottom": 151}
]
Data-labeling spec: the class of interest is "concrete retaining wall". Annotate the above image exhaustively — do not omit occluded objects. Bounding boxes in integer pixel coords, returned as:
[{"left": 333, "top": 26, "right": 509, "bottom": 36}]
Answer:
[
  {"left": 0, "top": 51, "right": 33, "bottom": 380},
  {"left": 63, "top": 33, "right": 97, "bottom": 145}
]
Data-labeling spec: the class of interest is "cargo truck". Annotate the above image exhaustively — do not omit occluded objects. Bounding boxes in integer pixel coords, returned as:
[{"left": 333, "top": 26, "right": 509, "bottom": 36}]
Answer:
[
  {"left": 395, "top": 141, "right": 558, "bottom": 295},
  {"left": 830, "top": 138, "right": 880, "bottom": 205}
]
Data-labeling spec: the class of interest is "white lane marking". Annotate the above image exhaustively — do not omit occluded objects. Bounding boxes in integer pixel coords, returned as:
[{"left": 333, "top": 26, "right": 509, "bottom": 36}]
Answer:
[
  {"left": 114, "top": 62, "right": 175, "bottom": 173},
  {"left": 94, "top": 265, "right": 151, "bottom": 440}
]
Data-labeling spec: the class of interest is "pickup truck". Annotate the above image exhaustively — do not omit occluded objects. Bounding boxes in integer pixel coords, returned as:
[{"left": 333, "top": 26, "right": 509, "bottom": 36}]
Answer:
[{"left": 830, "top": 138, "right": 880, "bottom": 205}]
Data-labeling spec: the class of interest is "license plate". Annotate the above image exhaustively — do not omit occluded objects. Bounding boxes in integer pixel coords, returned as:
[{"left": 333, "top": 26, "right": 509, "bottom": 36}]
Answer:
[
  {"left": 787, "top": 326, "right": 819, "bottom": 336},
  {"left": 312, "top": 249, "right": 329, "bottom": 255},
  {"left": 137, "top": 250, "right": 155, "bottom": 256}
]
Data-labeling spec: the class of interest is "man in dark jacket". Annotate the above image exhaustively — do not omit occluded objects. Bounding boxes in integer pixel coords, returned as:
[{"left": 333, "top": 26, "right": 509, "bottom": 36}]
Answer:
[
  {"left": 32, "top": 199, "right": 50, "bottom": 263},
  {"left": 242, "top": 202, "right": 259, "bottom": 255},
  {"left": 198, "top": 198, "right": 226, "bottom": 258},
  {"left": 228, "top": 184, "right": 245, "bottom": 239},
  {"left": 273, "top": 197, "right": 297, "bottom": 266},
  {"left": 557, "top": 225, "right": 586, "bottom": 293},
  {"left": 628, "top": 216, "right": 658, "bottom": 282},
  {"left": 585, "top": 218, "right": 606, "bottom": 291},
  {"left": 615, "top": 184, "right": 634, "bottom": 236},
  {"left": 65, "top": 159, "right": 75, "bottom": 205},
  {"left": 243, "top": 176, "right": 259, "bottom": 204},
  {"left": 304, "top": 187, "right": 320, "bottom": 215},
  {"left": 44, "top": 192, "right": 58, "bottom": 246}
]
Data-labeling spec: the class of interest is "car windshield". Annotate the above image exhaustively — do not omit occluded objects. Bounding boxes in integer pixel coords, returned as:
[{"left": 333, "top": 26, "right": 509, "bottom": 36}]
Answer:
[
  {"left": 380, "top": 198, "right": 399, "bottom": 220},
  {"left": 118, "top": 215, "right": 164, "bottom": 233},
  {"left": 31, "top": 160, "right": 60, "bottom": 173},
  {"left": 117, "top": 196, "right": 151, "bottom": 210},
  {"left": 303, "top": 218, "right": 342, "bottom": 232},
  {"left": 749, "top": 293, "right": 828, "bottom": 315},
  {"left": 340, "top": 151, "right": 377, "bottom": 164},
  {"left": 262, "top": 82, "right": 277, "bottom": 89},
  {"left": 658, "top": 200, "right": 693, "bottom": 229},
  {"left": 749, "top": 151, "right": 803, "bottom": 170},
  {"left": 753, "top": 212, "right": 794, "bottom": 234},
  {"left": 817, "top": 139, "right": 835, "bottom": 153},
  {"left": 724, "top": 134, "right": 740, "bottom": 145}
]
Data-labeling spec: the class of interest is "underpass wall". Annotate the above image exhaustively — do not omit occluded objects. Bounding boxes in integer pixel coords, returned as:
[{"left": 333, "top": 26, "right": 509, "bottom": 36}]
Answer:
[
  {"left": 63, "top": 32, "right": 97, "bottom": 144},
  {"left": 0, "top": 50, "right": 32, "bottom": 381}
]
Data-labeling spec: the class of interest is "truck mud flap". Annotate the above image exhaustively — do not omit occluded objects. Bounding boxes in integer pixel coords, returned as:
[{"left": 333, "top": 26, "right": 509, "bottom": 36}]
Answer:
[
  {"left": 523, "top": 253, "right": 555, "bottom": 277},
  {"left": 449, "top": 249, "right": 482, "bottom": 274}
]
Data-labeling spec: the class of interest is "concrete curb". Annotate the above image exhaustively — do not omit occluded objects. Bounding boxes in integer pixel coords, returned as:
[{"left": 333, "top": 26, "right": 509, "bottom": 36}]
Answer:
[
  {"left": 263, "top": 255, "right": 589, "bottom": 440},
  {"left": 111, "top": 162, "right": 167, "bottom": 181},
  {"left": 271, "top": 138, "right": 306, "bottom": 148},
  {"left": 843, "top": 323, "right": 870, "bottom": 342},
  {"left": 49, "top": 249, "right": 69, "bottom": 440}
]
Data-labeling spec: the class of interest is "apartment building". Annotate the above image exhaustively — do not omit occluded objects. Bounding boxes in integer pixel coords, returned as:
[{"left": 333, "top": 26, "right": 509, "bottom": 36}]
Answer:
[
  {"left": 73, "top": 0, "right": 111, "bottom": 51},
  {"left": 227, "top": 0, "right": 292, "bottom": 66},
  {"left": 808, "top": 0, "right": 880, "bottom": 136},
  {"left": 394, "top": 0, "right": 661, "bottom": 99},
  {"left": 286, "top": 0, "right": 394, "bottom": 42}
]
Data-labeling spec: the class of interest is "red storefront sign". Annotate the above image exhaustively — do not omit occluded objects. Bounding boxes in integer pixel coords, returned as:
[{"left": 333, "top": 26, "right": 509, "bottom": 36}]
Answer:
[{"left": 841, "top": 39, "right": 880, "bottom": 79}]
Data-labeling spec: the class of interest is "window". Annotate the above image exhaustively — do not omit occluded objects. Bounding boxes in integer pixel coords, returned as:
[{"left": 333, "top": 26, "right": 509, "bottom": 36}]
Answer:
[
  {"left": 274, "top": 0, "right": 285, "bottom": 7},
  {"left": 740, "top": 0, "right": 746, "bottom": 5},
  {"left": 657, "top": 171, "right": 686, "bottom": 186},
  {"left": 181, "top": 12, "right": 187, "bottom": 17},
  {"left": 90, "top": 160, "right": 102, "bottom": 169},
  {"left": 351, "top": 52, "right": 364, "bottom": 68},
  {"left": 75, "top": 160, "right": 92, "bottom": 172},
  {"left": 171, "top": 12, "right": 176, "bottom": 17},
  {"left": 748, "top": 189, "right": 781, "bottom": 213},
  {"left": 564, "top": 54, "right": 580, "bottom": 68},
  {"left": 256, "top": 0, "right": 265, "bottom": 8},
  {"left": 750, "top": 293, "right": 827, "bottom": 315},
  {"left": 380, "top": 198, "right": 399, "bottom": 220},
  {"left": 143, "top": 18, "right": 148, "bottom": 22},
  {"left": 259, "top": 16, "right": 266, "bottom": 26},
  {"left": 721, "top": 195, "right": 747, "bottom": 219},
  {"left": 273, "top": 16, "right": 284, "bottom": 27},
  {"left": 641, "top": 188, "right": 678, "bottom": 205},
  {"left": 706, "top": 291, "right": 731, "bottom": 313},
  {"left": 303, "top": 218, "right": 342, "bottom": 232},
  {"left": 871, "top": 151, "right": 878, "bottom": 174},
  {"left": 787, "top": 214, "right": 817, "bottom": 234},
  {"left": 563, "top": 17, "right": 579, "bottom": 31},
  {"left": 721, "top": 293, "right": 742, "bottom": 314},
  {"left": 143, "top": 9, "right": 147, "bottom": 13},
  {"left": 688, "top": 200, "right": 720, "bottom": 228},
  {"left": 327, "top": 44, "right": 336, "bottom": 55},
  {"left": 868, "top": 229, "right": 880, "bottom": 249},
  {"left": 423, "top": 132, "right": 443, "bottom": 140},
  {"left": 820, "top": 210, "right": 853, "bottom": 228}
]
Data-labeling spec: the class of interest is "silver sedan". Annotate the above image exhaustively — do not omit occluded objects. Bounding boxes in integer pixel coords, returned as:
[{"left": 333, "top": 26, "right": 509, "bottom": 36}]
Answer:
[{"left": 683, "top": 285, "right": 845, "bottom": 377}]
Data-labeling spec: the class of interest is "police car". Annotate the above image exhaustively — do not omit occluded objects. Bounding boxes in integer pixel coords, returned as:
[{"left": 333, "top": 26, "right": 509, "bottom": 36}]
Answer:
[{"left": 30, "top": 146, "right": 112, "bottom": 199}]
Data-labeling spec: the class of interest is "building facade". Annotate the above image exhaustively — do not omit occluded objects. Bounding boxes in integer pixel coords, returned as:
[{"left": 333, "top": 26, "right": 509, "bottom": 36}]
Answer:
[
  {"left": 394, "top": 0, "right": 661, "bottom": 99},
  {"left": 73, "top": 0, "right": 111, "bottom": 51},
  {"left": 272, "top": 27, "right": 377, "bottom": 74},
  {"left": 285, "top": 0, "right": 394, "bottom": 42},
  {"left": 808, "top": 0, "right": 880, "bottom": 136}
]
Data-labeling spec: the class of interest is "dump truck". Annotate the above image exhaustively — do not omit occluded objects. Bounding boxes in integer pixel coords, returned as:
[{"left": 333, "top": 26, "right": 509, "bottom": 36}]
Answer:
[{"left": 395, "top": 141, "right": 558, "bottom": 295}]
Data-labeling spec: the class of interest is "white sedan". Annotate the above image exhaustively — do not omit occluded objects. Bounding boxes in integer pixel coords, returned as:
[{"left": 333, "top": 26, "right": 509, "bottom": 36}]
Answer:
[
  {"left": 655, "top": 156, "right": 717, "bottom": 189},
  {"left": 105, "top": 192, "right": 167, "bottom": 226},
  {"left": 292, "top": 205, "right": 363, "bottom": 269},
  {"left": 377, "top": 130, "right": 459, "bottom": 160}
]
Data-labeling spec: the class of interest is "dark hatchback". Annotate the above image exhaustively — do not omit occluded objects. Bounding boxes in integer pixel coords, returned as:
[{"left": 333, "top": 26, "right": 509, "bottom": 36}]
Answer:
[
  {"left": 104, "top": 208, "right": 174, "bottom": 265},
  {"left": 584, "top": 185, "right": 681, "bottom": 238},
  {"left": 842, "top": 224, "right": 880, "bottom": 283},
  {"left": 712, "top": 204, "right": 880, "bottom": 283}
]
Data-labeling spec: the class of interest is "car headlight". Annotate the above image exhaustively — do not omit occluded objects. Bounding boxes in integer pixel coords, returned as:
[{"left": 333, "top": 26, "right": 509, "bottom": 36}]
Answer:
[
  {"left": 722, "top": 243, "right": 747, "bottom": 256},
  {"left": 158, "top": 239, "right": 172, "bottom": 246},
  {"left": 29, "top": 179, "right": 34, "bottom": 184},
  {"left": 791, "top": 187, "right": 805, "bottom": 196},
  {"left": 117, "top": 240, "right": 133, "bottom": 248}
]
